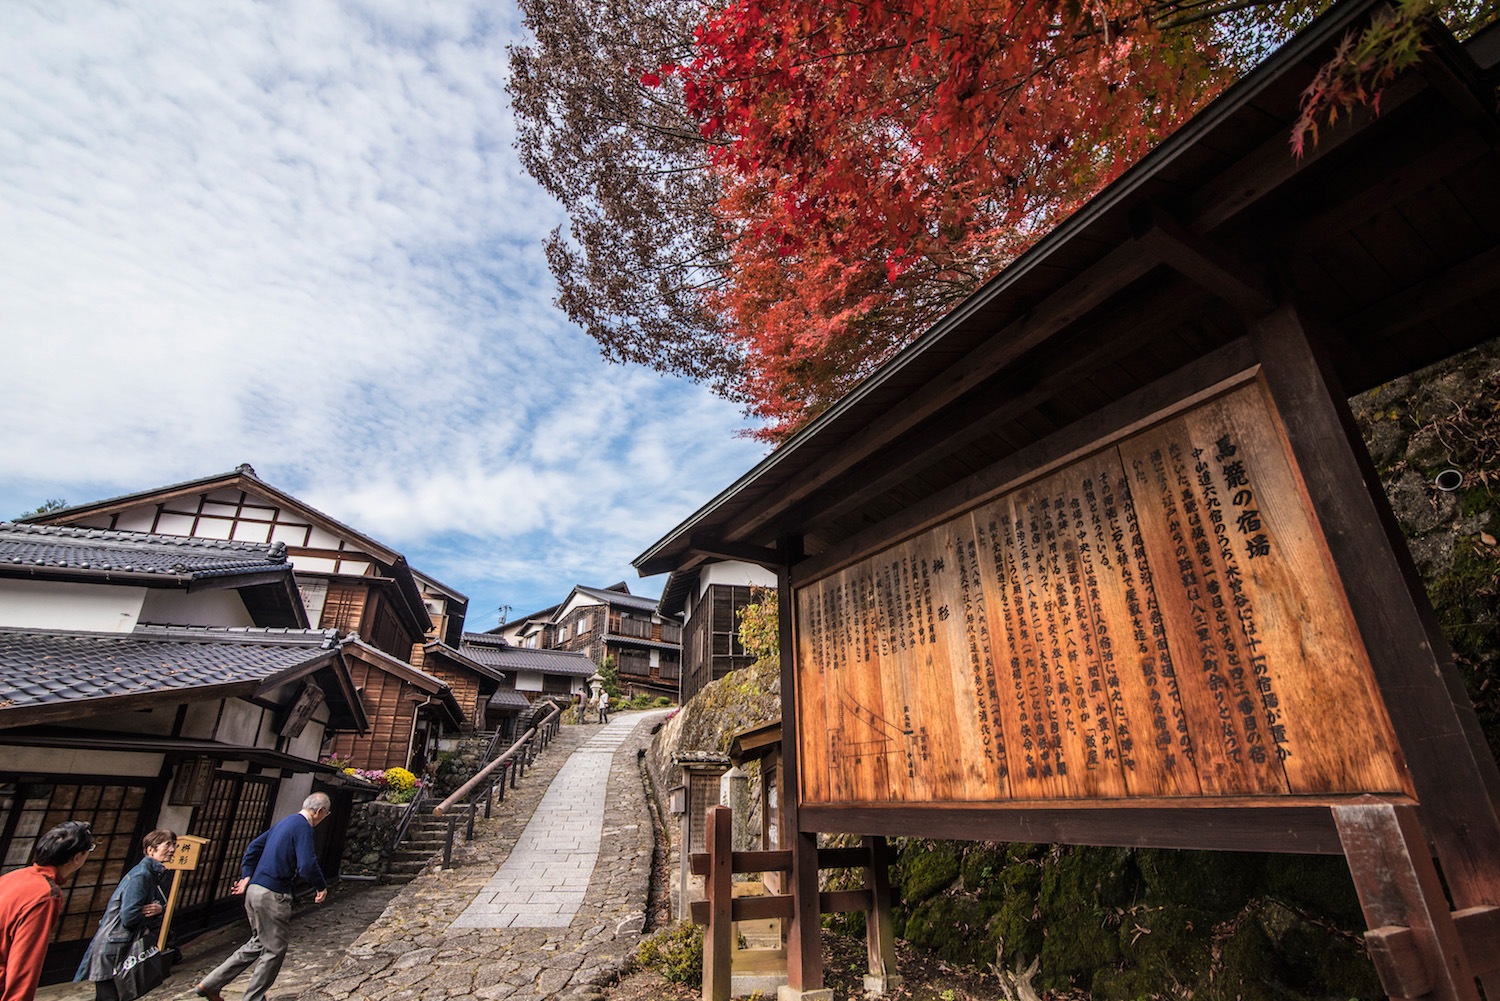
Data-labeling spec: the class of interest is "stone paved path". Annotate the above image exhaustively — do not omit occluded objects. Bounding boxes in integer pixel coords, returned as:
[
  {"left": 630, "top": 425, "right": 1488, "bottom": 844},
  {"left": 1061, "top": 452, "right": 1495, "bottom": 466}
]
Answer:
[
  {"left": 452, "top": 717, "right": 643, "bottom": 930},
  {"left": 300, "top": 709, "right": 669, "bottom": 1001},
  {"left": 36, "top": 710, "right": 669, "bottom": 1001}
]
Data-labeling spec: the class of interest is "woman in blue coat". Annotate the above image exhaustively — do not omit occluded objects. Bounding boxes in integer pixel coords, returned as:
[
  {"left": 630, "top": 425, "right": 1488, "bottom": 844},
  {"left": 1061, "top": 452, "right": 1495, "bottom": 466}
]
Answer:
[{"left": 75, "top": 829, "right": 176, "bottom": 1000}]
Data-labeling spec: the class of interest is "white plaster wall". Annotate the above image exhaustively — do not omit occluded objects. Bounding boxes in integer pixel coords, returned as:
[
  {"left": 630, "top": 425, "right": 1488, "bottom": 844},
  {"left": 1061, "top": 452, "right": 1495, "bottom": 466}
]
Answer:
[
  {"left": 558, "top": 592, "right": 604, "bottom": 619},
  {"left": 0, "top": 579, "right": 145, "bottom": 631},
  {"left": 138, "top": 588, "right": 255, "bottom": 627},
  {"left": 180, "top": 702, "right": 221, "bottom": 740},
  {"left": 699, "top": 561, "right": 778, "bottom": 597},
  {"left": 0, "top": 747, "right": 162, "bottom": 775},
  {"left": 273, "top": 774, "right": 314, "bottom": 819},
  {"left": 514, "top": 670, "right": 542, "bottom": 693},
  {"left": 215, "top": 701, "right": 266, "bottom": 747},
  {"left": 156, "top": 803, "right": 194, "bottom": 837}
]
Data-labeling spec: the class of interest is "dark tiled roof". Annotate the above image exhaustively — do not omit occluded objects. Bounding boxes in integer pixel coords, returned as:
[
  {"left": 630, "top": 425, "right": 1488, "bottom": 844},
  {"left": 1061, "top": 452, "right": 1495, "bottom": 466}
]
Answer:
[
  {"left": 0, "top": 625, "right": 340, "bottom": 716},
  {"left": 0, "top": 522, "right": 290, "bottom": 578},
  {"left": 458, "top": 642, "right": 597, "bottom": 678},
  {"left": 572, "top": 585, "right": 660, "bottom": 613},
  {"left": 461, "top": 631, "right": 509, "bottom": 648},
  {"left": 486, "top": 689, "right": 533, "bottom": 709}
]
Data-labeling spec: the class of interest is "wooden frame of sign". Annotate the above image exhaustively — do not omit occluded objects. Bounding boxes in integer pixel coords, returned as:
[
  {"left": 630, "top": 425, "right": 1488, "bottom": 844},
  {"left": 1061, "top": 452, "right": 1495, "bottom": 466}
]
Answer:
[{"left": 776, "top": 312, "right": 1500, "bottom": 998}]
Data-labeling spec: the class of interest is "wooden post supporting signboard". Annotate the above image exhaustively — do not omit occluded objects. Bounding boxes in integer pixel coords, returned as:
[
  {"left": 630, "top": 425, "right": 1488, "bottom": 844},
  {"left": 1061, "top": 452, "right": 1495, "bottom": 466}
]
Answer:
[
  {"left": 1333, "top": 799, "right": 1477, "bottom": 1001},
  {"left": 159, "top": 834, "right": 210, "bottom": 951}
]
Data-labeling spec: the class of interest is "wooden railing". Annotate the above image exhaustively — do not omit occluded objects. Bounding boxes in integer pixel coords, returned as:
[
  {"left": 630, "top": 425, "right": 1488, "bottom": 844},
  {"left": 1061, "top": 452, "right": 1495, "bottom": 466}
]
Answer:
[
  {"left": 689, "top": 805, "right": 898, "bottom": 1000},
  {"left": 430, "top": 704, "right": 562, "bottom": 866}
]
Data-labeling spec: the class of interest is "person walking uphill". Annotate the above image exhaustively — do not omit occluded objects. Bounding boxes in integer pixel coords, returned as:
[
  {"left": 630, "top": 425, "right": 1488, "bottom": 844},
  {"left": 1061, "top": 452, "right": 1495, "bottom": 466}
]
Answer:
[
  {"left": 195, "top": 794, "right": 332, "bottom": 1001},
  {"left": 74, "top": 829, "right": 175, "bottom": 1000},
  {"left": 0, "top": 821, "right": 94, "bottom": 1001}
]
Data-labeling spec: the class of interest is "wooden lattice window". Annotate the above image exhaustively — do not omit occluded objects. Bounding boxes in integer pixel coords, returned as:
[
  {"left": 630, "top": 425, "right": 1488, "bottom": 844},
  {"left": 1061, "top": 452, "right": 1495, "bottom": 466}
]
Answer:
[{"left": 0, "top": 778, "right": 151, "bottom": 951}]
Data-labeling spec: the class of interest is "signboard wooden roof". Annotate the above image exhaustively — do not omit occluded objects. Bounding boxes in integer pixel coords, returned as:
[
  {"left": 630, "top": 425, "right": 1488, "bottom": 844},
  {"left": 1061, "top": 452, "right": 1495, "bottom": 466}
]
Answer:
[{"left": 637, "top": 0, "right": 1500, "bottom": 889}]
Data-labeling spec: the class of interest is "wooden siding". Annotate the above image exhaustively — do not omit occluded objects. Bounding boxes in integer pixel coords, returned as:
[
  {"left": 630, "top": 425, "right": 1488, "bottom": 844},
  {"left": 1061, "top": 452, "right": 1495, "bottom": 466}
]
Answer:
[
  {"left": 423, "top": 659, "right": 485, "bottom": 732},
  {"left": 681, "top": 584, "right": 759, "bottom": 702},
  {"left": 326, "top": 656, "right": 418, "bottom": 770}
]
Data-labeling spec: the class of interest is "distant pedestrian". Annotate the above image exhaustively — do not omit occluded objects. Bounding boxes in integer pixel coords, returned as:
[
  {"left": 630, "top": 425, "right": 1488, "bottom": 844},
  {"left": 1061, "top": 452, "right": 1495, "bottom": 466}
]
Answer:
[
  {"left": 75, "top": 829, "right": 175, "bottom": 1001},
  {"left": 195, "top": 794, "right": 332, "bottom": 1001},
  {"left": 0, "top": 820, "right": 94, "bottom": 1001},
  {"left": 597, "top": 689, "right": 610, "bottom": 724}
]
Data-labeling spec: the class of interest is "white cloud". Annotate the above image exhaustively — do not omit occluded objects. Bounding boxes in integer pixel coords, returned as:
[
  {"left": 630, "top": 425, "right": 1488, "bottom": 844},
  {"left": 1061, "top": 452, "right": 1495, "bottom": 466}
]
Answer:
[{"left": 0, "top": 0, "right": 766, "bottom": 616}]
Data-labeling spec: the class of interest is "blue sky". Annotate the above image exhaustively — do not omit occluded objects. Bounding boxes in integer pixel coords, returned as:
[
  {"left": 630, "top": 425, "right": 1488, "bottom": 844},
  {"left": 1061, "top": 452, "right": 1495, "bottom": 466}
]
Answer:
[{"left": 0, "top": 0, "right": 766, "bottom": 630}]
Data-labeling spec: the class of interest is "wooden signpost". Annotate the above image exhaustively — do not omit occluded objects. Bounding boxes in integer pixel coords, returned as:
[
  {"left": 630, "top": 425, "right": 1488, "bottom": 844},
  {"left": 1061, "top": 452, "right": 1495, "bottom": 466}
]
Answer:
[{"left": 158, "top": 834, "right": 210, "bottom": 951}]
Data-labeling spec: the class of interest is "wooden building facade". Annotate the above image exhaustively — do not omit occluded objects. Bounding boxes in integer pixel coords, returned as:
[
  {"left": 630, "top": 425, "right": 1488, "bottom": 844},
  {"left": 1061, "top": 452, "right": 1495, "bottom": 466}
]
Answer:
[{"left": 660, "top": 561, "right": 778, "bottom": 702}]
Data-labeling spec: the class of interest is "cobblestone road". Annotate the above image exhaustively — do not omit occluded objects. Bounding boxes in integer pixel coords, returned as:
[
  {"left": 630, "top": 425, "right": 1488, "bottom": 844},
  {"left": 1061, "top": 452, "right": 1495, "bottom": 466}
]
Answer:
[{"left": 38, "top": 711, "right": 668, "bottom": 1001}]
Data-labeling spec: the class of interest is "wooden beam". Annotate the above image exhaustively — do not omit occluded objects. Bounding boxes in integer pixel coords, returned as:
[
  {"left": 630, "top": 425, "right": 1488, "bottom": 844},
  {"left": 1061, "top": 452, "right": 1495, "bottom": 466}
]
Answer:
[
  {"left": 864, "top": 835, "right": 901, "bottom": 995},
  {"left": 688, "top": 534, "right": 781, "bottom": 570},
  {"left": 777, "top": 536, "right": 824, "bottom": 994},
  {"left": 691, "top": 849, "right": 793, "bottom": 876},
  {"left": 1346, "top": 241, "right": 1500, "bottom": 341},
  {"left": 704, "top": 805, "right": 733, "bottom": 1001},
  {"left": 1452, "top": 906, "right": 1500, "bottom": 977},
  {"left": 798, "top": 802, "right": 1346, "bottom": 854},
  {"left": 1333, "top": 800, "right": 1478, "bottom": 1001},
  {"left": 1131, "top": 204, "right": 1276, "bottom": 315}
]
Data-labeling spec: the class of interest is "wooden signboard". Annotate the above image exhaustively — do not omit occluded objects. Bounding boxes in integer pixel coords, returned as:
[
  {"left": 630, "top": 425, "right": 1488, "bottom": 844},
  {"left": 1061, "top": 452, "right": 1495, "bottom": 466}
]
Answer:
[
  {"left": 794, "top": 376, "right": 1412, "bottom": 809},
  {"left": 158, "top": 834, "right": 210, "bottom": 950},
  {"left": 168, "top": 757, "right": 217, "bottom": 807}
]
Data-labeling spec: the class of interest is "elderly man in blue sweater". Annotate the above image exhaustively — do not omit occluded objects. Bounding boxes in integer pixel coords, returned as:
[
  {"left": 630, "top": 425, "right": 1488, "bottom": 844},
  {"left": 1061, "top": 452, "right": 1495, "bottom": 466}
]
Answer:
[{"left": 195, "top": 792, "right": 332, "bottom": 1001}]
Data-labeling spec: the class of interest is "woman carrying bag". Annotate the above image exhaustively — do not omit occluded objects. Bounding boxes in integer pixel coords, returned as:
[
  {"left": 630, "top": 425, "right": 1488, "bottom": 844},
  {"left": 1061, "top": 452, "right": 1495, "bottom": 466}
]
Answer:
[{"left": 75, "top": 830, "right": 176, "bottom": 1001}]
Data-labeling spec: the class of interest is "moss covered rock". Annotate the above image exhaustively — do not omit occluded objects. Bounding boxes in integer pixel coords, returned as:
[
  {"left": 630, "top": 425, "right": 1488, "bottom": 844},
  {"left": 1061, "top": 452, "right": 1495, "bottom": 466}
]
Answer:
[{"left": 899, "top": 840, "right": 962, "bottom": 905}]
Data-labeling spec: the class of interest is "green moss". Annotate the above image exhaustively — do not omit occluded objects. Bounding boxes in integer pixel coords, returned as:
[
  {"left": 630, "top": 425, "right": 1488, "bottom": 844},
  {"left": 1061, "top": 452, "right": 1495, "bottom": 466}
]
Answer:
[
  {"left": 900, "top": 894, "right": 996, "bottom": 964},
  {"left": 1114, "top": 905, "right": 1215, "bottom": 989},
  {"left": 960, "top": 846, "right": 1006, "bottom": 893},
  {"left": 1204, "top": 917, "right": 1283, "bottom": 1001},
  {"left": 1136, "top": 849, "right": 1263, "bottom": 913},
  {"left": 1036, "top": 847, "right": 1132, "bottom": 987},
  {"left": 899, "top": 842, "right": 961, "bottom": 905}
]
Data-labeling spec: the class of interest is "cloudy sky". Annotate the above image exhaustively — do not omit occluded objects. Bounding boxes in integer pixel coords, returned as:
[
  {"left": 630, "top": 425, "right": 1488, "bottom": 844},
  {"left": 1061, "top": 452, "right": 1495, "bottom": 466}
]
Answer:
[{"left": 0, "top": 0, "right": 765, "bottom": 629}]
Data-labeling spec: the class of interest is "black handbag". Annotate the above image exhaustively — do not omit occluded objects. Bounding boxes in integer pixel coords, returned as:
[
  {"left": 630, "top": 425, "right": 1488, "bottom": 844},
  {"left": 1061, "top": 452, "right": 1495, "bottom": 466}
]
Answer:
[
  {"left": 112, "top": 882, "right": 169, "bottom": 1001},
  {"left": 111, "top": 933, "right": 166, "bottom": 1001}
]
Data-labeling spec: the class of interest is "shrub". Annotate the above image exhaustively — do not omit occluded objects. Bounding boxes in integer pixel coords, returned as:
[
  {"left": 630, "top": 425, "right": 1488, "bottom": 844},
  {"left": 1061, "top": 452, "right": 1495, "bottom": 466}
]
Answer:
[
  {"left": 384, "top": 767, "right": 418, "bottom": 793},
  {"left": 385, "top": 787, "right": 416, "bottom": 805},
  {"left": 652, "top": 696, "right": 673, "bottom": 707},
  {"left": 635, "top": 921, "right": 703, "bottom": 986}
]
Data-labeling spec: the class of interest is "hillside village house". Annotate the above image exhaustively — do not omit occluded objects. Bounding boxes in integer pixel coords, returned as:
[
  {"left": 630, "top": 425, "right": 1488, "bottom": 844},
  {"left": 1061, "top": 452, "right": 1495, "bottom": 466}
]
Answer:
[
  {"left": 0, "top": 521, "right": 368, "bottom": 982},
  {"left": 497, "top": 583, "right": 681, "bottom": 698},
  {"left": 24, "top": 464, "right": 494, "bottom": 775},
  {"left": 457, "top": 631, "right": 593, "bottom": 734},
  {"left": 657, "top": 560, "right": 778, "bottom": 702}
]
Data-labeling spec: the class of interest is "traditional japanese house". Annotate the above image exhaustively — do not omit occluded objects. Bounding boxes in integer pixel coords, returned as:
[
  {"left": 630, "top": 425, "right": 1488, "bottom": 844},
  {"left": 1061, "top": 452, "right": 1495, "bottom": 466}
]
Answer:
[
  {"left": 322, "top": 637, "right": 465, "bottom": 772},
  {"left": 548, "top": 583, "right": 681, "bottom": 698},
  {"left": 24, "top": 464, "right": 435, "bottom": 666},
  {"left": 22, "top": 465, "right": 487, "bottom": 772},
  {"left": 459, "top": 630, "right": 594, "bottom": 708},
  {"left": 658, "top": 560, "right": 778, "bottom": 702},
  {"left": 412, "top": 640, "right": 504, "bottom": 735},
  {"left": 0, "top": 522, "right": 368, "bottom": 982}
]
